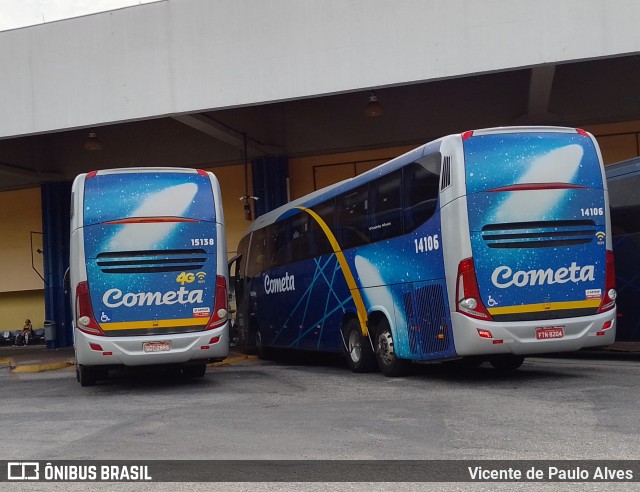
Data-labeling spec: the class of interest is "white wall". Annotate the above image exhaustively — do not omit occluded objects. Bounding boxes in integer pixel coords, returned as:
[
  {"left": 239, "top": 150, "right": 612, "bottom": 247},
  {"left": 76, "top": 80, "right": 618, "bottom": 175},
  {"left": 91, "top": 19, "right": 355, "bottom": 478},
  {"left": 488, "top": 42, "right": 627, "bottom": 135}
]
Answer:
[{"left": 1, "top": 0, "right": 639, "bottom": 138}]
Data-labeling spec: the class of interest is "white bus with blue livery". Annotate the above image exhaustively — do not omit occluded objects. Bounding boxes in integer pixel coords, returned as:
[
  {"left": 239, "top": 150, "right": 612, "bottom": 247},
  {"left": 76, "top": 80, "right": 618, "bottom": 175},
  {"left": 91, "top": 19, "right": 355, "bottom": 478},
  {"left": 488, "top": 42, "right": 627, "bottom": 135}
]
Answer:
[
  {"left": 230, "top": 127, "right": 617, "bottom": 376},
  {"left": 70, "top": 168, "right": 230, "bottom": 385}
]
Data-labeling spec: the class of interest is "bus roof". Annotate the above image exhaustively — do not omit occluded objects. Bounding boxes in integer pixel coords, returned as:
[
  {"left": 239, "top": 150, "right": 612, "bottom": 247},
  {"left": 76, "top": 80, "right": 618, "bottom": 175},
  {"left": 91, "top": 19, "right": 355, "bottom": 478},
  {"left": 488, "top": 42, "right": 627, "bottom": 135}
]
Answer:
[
  {"left": 605, "top": 156, "right": 640, "bottom": 180},
  {"left": 244, "top": 126, "right": 589, "bottom": 235}
]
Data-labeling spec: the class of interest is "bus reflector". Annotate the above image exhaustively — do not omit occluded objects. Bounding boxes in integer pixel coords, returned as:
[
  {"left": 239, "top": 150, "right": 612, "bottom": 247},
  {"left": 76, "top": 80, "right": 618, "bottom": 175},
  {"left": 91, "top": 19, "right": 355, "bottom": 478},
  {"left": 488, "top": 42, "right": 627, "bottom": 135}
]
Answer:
[
  {"left": 205, "top": 276, "right": 228, "bottom": 330},
  {"left": 75, "top": 281, "right": 106, "bottom": 336},
  {"left": 576, "top": 128, "right": 589, "bottom": 137},
  {"left": 89, "top": 343, "right": 103, "bottom": 351},
  {"left": 462, "top": 130, "right": 474, "bottom": 141},
  {"left": 457, "top": 258, "right": 493, "bottom": 320},
  {"left": 477, "top": 329, "right": 493, "bottom": 339},
  {"left": 597, "top": 250, "right": 616, "bottom": 313}
]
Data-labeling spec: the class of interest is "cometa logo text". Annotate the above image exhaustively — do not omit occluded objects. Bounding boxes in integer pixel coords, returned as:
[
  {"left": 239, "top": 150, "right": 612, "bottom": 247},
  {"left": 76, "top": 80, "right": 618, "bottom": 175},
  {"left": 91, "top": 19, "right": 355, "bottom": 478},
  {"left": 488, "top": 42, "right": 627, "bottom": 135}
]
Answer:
[
  {"left": 103, "top": 287, "right": 204, "bottom": 307},
  {"left": 491, "top": 262, "right": 595, "bottom": 289},
  {"left": 264, "top": 272, "right": 296, "bottom": 294}
]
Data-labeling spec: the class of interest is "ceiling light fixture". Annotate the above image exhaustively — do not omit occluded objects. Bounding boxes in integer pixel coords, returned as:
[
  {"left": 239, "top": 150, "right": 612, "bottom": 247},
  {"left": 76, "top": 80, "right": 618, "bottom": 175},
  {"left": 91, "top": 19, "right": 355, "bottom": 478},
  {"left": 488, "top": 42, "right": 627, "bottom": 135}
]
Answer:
[
  {"left": 364, "top": 91, "right": 384, "bottom": 117},
  {"left": 84, "top": 130, "right": 104, "bottom": 151}
]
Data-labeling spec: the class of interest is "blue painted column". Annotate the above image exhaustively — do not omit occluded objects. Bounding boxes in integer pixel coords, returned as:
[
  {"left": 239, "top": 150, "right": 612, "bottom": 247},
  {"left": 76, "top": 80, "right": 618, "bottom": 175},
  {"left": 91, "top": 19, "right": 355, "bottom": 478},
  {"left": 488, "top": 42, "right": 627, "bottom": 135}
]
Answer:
[
  {"left": 251, "top": 156, "right": 289, "bottom": 217},
  {"left": 41, "top": 181, "right": 73, "bottom": 348}
]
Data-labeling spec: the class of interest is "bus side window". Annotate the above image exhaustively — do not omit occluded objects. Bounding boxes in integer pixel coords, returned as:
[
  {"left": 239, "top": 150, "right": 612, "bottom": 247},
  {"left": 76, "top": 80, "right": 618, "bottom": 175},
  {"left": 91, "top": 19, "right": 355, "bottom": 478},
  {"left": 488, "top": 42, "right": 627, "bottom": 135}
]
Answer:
[
  {"left": 336, "top": 185, "right": 370, "bottom": 250},
  {"left": 369, "top": 170, "right": 403, "bottom": 242},
  {"left": 267, "top": 221, "right": 289, "bottom": 268},
  {"left": 403, "top": 160, "right": 440, "bottom": 233},
  {"left": 310, "top": 200, "right": 335, "bottom": 257},
  {"left": 289, "top": 212, "right": 311, "bottom": 263},
  {"left": 247, "top": 229, "right": 266, "bottom": 277}
]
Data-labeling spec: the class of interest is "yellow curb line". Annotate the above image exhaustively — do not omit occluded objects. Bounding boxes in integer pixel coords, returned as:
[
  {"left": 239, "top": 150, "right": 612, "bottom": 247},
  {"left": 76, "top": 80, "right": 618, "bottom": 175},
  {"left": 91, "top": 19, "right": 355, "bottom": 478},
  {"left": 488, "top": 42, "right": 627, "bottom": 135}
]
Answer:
[
  {"left": 0, "top": 357, "right": 11, "bottom": 367},
  {"left": 209, "top": 354, "right": 257, "bottom": 367},
  {"left": 8, "top": 353, "right": 254, "bottom": 373},
  {"left": 11, "top": 360, "right": 75, "bottom": 373}
]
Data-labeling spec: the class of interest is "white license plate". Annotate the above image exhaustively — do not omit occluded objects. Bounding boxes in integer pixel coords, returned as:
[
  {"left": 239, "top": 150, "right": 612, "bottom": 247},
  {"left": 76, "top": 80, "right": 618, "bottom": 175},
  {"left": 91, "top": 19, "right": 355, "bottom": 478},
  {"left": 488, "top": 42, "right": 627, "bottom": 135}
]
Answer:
[
  {"left": 143, "top": 341, "right": 171, "bottom": 353},
  {"left": 535, "top": 326, "right": 565, "bottom": 340}
]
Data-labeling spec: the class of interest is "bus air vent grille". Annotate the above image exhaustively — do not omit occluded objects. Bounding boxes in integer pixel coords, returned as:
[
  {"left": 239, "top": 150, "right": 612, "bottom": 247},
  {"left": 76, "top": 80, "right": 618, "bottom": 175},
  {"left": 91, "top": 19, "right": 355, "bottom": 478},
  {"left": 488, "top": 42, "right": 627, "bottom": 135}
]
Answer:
[
  {"left": 404, "top": 283, "right": 450, "bottom": 356},
  {"left": 481, "top": 220, "right": 596, "bottom": 249},
  {"left": 96, "top": 249, "right": 207, "bottom": 274},
  {"left": 441, "top": 155, "right": 452, "bottom": 191}
]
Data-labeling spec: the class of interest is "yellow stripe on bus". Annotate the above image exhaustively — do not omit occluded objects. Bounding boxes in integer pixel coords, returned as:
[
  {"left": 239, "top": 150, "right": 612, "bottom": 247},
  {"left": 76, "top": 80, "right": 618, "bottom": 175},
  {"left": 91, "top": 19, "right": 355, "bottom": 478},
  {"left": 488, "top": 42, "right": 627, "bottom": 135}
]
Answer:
[
  {"left": 488, "top": 299, "right": 601, "bottom": 316},
  {"left": 100, "top": 318, "right": 208, "bottom": 331},
  {"left": 296, "top": 206, "right": 369, "bottom": 336}
]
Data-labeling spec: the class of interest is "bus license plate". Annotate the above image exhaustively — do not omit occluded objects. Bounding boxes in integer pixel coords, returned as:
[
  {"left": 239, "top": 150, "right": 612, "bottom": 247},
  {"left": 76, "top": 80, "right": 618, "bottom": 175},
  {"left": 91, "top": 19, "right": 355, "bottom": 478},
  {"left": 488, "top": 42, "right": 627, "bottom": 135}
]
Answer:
[
  {"left": 143, "top": 341, "right": 171, "bottom": 353},
  {"left": 535, "top": 326, "right": 564, "bottom": 340}
]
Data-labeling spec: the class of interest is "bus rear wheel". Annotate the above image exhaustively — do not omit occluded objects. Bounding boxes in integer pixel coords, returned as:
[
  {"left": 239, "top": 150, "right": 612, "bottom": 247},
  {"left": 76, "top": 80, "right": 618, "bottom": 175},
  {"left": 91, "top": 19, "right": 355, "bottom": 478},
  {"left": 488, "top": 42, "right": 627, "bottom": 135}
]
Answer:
[
  {"left": 343, "top": 318, "right": 377, "bottom": 373},
  {"left": 253, "top": 328, "right": 271, "bottom": 360},
  {"left": 489, "top": 355, "right": 525, "bottom": 372},
  {"left": 77, "top": 364, "right": 97, "bottom": 387},
  {"left": 374, "top": 320, "right": 411, "bottom": 377}
]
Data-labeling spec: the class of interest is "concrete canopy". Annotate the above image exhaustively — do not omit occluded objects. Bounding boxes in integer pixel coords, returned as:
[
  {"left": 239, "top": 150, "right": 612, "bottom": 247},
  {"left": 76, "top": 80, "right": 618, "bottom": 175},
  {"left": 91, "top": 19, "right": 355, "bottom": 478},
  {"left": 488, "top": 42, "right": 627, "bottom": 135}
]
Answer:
[{"left": 1, "top": 0, "right": 640, "bottom": 190}]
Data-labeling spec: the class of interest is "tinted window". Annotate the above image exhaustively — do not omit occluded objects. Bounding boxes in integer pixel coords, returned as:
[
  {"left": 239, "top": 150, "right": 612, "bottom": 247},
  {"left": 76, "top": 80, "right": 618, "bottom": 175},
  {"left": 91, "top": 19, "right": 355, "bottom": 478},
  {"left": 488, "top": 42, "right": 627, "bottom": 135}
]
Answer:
[
  {"left": 611, "top": 205, "right": 640, "bottom": 235},
  {"left": 289, "top": 213, "right": 312, "bottom": 263},
  {"left": 336, "top": 186, "right": 370, "bottom": 249},
  {"left": 309, "top": 201, "right": 335, "bottom": 257},
  {"left": 369, "top": 170, "right": 403, "bottom": 241},
  {"left": 403, "top": 158, "right": 440, "bottom": 233},
  {"left": 247, "top": 229, "right": 266, "bottom": 277},
  {"left": 267, "top": 221, "right": 289, "bottom": 268}
]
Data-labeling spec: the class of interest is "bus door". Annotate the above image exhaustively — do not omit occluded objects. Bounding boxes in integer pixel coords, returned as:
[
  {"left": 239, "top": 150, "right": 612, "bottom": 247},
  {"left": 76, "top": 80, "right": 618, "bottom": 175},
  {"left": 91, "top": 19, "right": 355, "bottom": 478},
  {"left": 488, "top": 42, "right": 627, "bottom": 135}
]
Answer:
[
  {"left": 229, "top": 235, "right": 250, "bottom": 344},
  {"left": 253, "top": 221, "right": 299, "bottom": 349}
]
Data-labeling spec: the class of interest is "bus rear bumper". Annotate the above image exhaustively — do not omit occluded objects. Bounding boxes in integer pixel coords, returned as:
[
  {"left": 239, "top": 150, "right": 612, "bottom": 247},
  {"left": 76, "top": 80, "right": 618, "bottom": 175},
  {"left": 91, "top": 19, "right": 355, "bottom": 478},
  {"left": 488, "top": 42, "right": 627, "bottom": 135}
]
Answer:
[
  {"left": 450, "top": 308, "right": 617, "bottom": 356},
  {"left": 74, "top": 324, "right": 230, "bottom": 367}
]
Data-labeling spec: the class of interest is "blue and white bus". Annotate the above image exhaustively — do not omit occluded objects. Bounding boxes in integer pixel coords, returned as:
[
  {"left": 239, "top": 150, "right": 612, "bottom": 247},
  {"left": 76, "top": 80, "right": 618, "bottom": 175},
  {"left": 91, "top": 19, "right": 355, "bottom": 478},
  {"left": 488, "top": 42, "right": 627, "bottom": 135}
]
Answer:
[
  {"left": 230, "top": 127, "right": 617, "bottom": 376},
  {"left": 70, "top": 167, "right": 229, "bottom": 385},
  {"left": 606, "top": 157, "right": 640, "bottom": 341}
]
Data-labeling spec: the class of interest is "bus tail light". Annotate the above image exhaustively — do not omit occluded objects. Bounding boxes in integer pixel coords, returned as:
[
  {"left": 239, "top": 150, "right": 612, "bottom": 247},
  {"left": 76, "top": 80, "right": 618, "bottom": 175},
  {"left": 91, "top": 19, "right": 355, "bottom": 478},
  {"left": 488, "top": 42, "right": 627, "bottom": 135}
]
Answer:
[
  {"left": 206, "top": 275, "right": 228, "bottom": 330},
  {"left": 75, "top": 281, "right": 106, "bottom": 336},
  {"left": 597, "top": 250, "right": 617, "bottom": 314},
  {"left": 456, "top": 258, "right": 493, "bottom": 320}
]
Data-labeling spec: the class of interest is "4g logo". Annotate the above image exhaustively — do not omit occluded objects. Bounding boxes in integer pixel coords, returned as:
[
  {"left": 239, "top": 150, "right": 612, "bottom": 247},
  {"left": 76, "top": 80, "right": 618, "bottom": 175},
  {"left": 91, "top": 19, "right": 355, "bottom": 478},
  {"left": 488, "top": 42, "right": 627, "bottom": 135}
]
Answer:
[{"left": 176, "top": 271, "right": 207, "bottom": 285}]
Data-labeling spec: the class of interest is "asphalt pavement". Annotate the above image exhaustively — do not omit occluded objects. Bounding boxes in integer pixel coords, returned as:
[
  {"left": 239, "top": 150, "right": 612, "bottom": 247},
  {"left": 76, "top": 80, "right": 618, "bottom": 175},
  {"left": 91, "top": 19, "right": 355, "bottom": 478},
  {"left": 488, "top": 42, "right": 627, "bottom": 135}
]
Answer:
[{"left": 1, "top": 341, "right": 639, "bottom": 373}]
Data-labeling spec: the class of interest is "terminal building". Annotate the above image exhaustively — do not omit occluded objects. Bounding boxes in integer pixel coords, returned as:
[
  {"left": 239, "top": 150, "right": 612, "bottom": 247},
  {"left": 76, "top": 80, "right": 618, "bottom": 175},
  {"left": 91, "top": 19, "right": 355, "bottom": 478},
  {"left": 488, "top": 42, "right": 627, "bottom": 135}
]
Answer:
[{"left": 1, "top": 0, "right": 640, "bottom": 346}]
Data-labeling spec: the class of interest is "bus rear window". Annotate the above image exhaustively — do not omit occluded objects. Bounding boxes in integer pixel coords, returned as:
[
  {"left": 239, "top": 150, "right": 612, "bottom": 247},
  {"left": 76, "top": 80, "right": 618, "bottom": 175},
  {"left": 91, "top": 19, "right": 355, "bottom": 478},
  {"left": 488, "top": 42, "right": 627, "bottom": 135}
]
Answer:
[
  {"left": 83, "top": 172, "right": 216, "bottom": 225},
  {"left": 463, "top": 132, "right": 604, "bottom": 194}
]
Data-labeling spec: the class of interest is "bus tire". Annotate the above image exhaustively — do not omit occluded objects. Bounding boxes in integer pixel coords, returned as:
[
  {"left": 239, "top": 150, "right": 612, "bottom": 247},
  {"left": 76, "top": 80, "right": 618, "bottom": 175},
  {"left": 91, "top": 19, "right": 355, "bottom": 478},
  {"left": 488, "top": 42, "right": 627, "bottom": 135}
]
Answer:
[
  {"left": 254, "top": 328, "right": 271, "bottom": 360},
  {"left": 489, "top": 355, "right": 525, "bottom": 372},
  {"left": 182, "top": 363, "right": 206, "bottom": 378},
  {"left": 77, "top": 364, "right": 97, "bottom": 387},
  {"left": 343, "top": 318, "right": 377, "bottom": 373},
  {"left": 374, "top": 319, "right": 411, "bottom": 377}
]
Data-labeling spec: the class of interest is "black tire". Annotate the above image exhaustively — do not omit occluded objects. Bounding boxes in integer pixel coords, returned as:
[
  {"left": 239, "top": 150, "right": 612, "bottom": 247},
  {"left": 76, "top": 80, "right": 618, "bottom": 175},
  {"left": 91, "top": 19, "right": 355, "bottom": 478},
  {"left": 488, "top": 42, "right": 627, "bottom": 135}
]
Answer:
[
  {"left": 489, "top": 355, "right": 525, "bottom": 372},
  {"left": 78, "top": 364, "right": 97, "bottom": 387},
  {"left": 253, "top": 328, "right": 271, "bottom": 360},
  {"left": 182, "top": 363, "right": 207, "bottom": 378},
  {"left": 343, "top": 318, "right": 377, "bottom": 373},
  {"left": 374, "top": 319, "right": 412, "bottom": 377}
]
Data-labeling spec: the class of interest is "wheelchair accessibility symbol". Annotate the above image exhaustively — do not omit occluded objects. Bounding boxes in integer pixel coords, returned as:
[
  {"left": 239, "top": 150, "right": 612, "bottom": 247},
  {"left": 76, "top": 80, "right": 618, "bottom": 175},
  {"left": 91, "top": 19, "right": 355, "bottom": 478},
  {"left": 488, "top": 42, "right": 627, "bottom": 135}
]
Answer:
[
  {"left": 487, "top": 296, "right": 498, "bottom": 307},
  {"left": 100, "top": 312, "right": 111, "bottom": 323}
]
